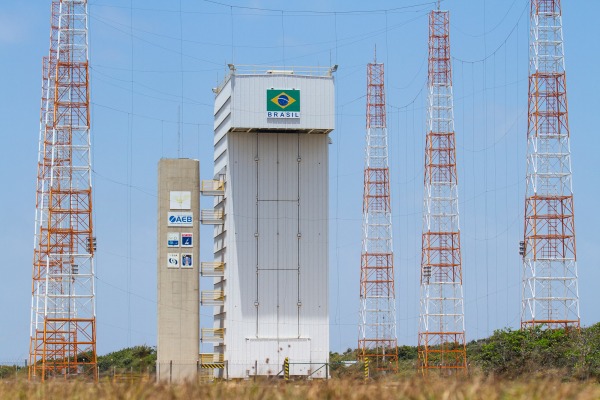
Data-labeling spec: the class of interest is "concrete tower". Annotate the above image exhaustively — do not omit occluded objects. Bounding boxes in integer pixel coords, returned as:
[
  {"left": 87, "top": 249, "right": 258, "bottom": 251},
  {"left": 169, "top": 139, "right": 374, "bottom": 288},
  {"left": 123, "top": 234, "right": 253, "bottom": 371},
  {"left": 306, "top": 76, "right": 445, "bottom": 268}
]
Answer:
[
  {"left": 202, "top": 65, "right": 336, "bottom": 379},
  {"left": 157, "top": 158, "right": 200, "bottom": 382}
]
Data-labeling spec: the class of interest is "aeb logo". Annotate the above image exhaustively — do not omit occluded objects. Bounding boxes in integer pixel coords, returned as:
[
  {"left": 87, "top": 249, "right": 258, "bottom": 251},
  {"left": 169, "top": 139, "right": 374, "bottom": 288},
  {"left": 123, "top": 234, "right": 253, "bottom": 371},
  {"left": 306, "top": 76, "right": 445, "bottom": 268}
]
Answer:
[
  {"left": 168, "top": 211, "right": 194, "bottom": 227},
  {"left": 169, "top": 215, "right": 192, "bottom": 223}
]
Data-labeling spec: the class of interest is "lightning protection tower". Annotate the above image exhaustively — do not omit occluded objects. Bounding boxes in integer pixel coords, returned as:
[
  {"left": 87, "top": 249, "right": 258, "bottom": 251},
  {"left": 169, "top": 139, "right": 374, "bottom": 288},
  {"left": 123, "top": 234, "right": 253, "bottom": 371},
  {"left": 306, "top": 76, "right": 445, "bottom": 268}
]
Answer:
[
  {"left": 357, "top": 58, "right": 398, "bottom": 372},
  {"left": 520, "top": 0, "right": 580, "bottom": 330},
  {"left": 417, "top": 9, "right": 467, "bottom": 374},
  {"left": 29, "top": 0, "right": 97, "bottom": 381}
]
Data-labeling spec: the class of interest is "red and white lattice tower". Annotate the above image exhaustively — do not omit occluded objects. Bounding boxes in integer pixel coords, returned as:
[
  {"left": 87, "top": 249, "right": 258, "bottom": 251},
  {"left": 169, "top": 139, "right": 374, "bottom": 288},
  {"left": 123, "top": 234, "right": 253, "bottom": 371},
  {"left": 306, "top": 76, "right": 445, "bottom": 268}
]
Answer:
[
  {"left": 358, "top": 58, "right": 398, "bottom": 371},
  {"left": 29, "top": 0, "right": 97, "bottom": 381},
  {"left": 417, "top": 10, "right": 467, "bottom": 374},
  {"left": 520, "top": 0, "right": 580, "bottom": 330}
]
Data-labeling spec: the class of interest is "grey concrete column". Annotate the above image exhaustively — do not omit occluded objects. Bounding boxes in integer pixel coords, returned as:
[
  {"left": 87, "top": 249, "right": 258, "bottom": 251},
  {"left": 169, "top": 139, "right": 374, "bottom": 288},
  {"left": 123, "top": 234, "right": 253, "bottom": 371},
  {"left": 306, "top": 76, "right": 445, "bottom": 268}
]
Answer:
[{"left": 157, "top": 158, "right": 200, "bottom": 382}]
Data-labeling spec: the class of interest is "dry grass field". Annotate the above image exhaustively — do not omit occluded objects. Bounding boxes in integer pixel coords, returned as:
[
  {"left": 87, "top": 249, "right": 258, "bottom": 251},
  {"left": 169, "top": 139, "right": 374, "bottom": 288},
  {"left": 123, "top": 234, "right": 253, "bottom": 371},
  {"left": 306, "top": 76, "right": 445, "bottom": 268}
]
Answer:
[{"left": 0, "top": 376, "right": 599, "bottom": 400}]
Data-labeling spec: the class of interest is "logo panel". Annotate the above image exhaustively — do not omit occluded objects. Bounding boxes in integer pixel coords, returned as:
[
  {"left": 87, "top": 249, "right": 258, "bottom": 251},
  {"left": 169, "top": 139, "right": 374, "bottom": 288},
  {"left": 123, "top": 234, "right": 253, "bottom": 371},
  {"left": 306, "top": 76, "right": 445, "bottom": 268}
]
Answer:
[
  {"left": 181, "top": 233, "right": 193, "bottom": 247},
  {"left": 167, "top": 253, "right": 179, "bottom": 269},
  {"left": 170, "top": 191, "right": 191, "bottom": 210},
  {"left": 181, "top": 253, "right": 193, "bottom": 269},
  {"left": 168, "top": 212, "right": 194, "bottom": 227},
  {"left": 267, "top": 89, "right": 300, "bottom": 118},
  {"left": 167, "top": 232, "right": 180, "bottom": 247}
]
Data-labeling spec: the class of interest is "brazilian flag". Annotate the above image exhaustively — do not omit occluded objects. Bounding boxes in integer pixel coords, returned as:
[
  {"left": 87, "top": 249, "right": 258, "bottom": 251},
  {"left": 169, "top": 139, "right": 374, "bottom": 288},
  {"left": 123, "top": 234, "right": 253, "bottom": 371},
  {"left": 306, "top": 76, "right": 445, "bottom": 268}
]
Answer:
[{"left": 267, "top": 89, "right": 300, "bottom": 112}]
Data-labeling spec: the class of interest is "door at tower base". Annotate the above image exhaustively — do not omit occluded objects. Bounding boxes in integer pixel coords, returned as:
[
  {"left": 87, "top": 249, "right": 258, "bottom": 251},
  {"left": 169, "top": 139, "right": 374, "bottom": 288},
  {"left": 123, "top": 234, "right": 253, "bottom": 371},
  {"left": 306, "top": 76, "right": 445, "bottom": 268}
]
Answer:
[{"left": 227, "top": 339, "right": 321, "bottom": 378}]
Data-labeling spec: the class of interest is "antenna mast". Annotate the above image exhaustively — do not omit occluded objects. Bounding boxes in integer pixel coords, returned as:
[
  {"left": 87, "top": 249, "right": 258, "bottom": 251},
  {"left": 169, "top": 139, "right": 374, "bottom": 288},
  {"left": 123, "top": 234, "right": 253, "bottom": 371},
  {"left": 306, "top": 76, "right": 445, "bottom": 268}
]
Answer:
[
  {"left": 418, "top": 9, "right": 467, "bottom": 375},
  {"left": 521, "top": 0, "right": 580, "bottom": 330},
  {"left": 358, "top": 58, "right": 398, "bottom": 372},
  {"left": 29, "top": 0, "right": 97, "bottom": 381}
]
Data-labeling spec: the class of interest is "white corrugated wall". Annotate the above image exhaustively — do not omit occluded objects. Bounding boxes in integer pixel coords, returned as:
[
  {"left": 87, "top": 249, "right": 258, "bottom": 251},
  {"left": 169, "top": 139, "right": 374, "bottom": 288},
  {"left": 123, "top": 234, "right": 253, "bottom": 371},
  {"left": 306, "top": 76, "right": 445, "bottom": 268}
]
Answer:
[
  {"left": 231, "top": 74, "right": 334, "bottom": 131},
  {"left": 212, "top": 72, "right": 332, "bottom": 379}
]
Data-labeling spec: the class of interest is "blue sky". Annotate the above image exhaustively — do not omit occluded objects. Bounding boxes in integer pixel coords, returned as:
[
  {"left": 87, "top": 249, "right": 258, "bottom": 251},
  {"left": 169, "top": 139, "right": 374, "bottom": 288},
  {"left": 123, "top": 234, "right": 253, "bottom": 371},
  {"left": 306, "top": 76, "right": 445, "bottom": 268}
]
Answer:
[{"left": 0, "top": 0, "right": 599, "bottom": 362}]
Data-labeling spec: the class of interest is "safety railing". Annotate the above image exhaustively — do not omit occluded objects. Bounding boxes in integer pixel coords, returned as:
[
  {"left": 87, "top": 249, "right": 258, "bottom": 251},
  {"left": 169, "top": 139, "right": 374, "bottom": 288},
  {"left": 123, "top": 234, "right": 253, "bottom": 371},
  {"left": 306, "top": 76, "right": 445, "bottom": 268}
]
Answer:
[
  {"left": 215, "top": 64, "right": 336, "bottom": 94},
  {"left": 199, "top": 353, "right": 226, "bottom": 373},
  {"left": 201, "top": 328, "right": 225, "bottom": 343},
  {"left": 200, "top": 209, "right": 224, "bottom": 225},
  {"left": 201, "top": 262, "right": 225, "bottom": 277},
  {"left": 200, "top": 180, "right": 224, "bottom": 196},
  {"left": 201, "top": 290, "right": 225, "bottom": 306},
  {"left": 232, "top": 64, "right": 335, "bottom": 77},
  {"left": 200, "top": 353, "right": 224, "bottom": 363}
]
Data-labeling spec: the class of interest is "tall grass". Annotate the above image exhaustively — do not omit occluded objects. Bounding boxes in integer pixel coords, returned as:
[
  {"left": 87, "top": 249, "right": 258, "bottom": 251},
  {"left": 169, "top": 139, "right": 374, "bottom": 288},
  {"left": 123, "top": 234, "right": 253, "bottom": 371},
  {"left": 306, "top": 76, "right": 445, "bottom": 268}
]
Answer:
[{"left": 1, "top": 375, "right": 599, "bottom": 400}]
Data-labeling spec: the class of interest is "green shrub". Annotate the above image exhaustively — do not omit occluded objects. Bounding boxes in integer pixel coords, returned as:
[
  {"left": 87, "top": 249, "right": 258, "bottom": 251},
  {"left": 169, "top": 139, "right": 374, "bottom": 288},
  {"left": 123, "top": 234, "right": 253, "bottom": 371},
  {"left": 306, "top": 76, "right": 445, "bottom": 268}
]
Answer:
[{"left": 97, "top": 345, "right": 156, "bottom": 372}]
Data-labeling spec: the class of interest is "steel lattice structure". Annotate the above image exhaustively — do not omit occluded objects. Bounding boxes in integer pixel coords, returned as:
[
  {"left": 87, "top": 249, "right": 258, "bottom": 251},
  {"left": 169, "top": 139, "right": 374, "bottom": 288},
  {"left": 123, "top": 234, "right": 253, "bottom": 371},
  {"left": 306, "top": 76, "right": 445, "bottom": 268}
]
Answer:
[
  {"left": 29, "top": 0, "right": 97, "bottom": 381},
  {"left": 417, "top": 10, "right": 467, "bottom": 374},
  {"left": 520, "top": 0, "right": 580, "bottom": 330},
  {"left": 358, "top": 60, "right": 398, "bottom": 371}
]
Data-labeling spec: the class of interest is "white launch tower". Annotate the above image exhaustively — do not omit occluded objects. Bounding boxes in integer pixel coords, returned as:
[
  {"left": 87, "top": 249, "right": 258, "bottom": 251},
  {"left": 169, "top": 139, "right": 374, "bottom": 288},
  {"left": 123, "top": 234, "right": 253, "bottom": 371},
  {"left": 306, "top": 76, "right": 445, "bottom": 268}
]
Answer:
[{"left": 201, "top": 65, "right": 336, "bottom": 379}]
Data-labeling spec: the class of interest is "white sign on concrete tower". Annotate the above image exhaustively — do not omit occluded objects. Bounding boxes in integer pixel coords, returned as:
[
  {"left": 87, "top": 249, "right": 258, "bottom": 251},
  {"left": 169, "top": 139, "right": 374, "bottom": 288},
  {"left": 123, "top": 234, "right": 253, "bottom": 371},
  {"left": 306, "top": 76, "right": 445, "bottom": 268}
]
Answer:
[
  {"left": 170, "top": 191, "right": 191, "bottom": 210},
  {"left": 167, "top": 253, "right": 179, "bottom": 269},
  {"left": 168, "top": 212, "right": 194, "bottom": 227},
  {"left": 167, "top": 232, "right": 180, "bottom": 247},
  {"left": 181, "top": 233, "right": 193, "bottom": 247}
]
